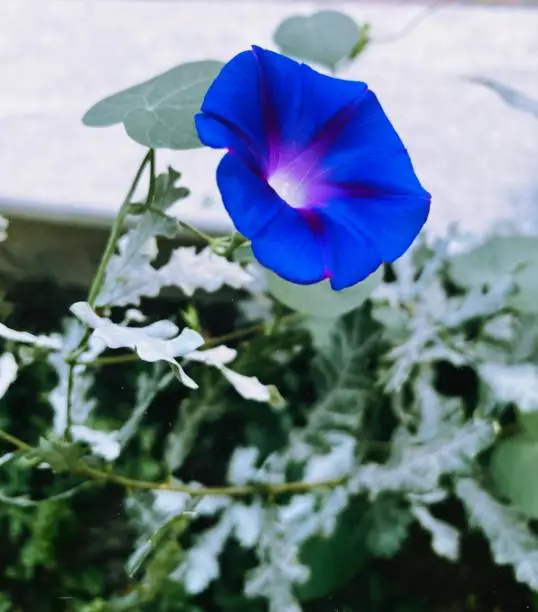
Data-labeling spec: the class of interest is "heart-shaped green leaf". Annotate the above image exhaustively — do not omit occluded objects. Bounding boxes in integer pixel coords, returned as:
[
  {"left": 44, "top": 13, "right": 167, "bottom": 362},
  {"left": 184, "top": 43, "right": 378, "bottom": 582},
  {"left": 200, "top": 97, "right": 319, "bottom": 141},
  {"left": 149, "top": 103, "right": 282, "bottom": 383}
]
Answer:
[
  {"left": 449, "top": 235, "right": 538, "bottom": 314},
  {"left": 83, "top": 61, "right": 224, "bottom": 150},
  {"left": 266, "top": 267, "right": 383, "bottom": 319},
  {"left": 274, "top": 10, "right": 363, "bottom": 71},
  {"left": 490, "top": 433, "right": 538, "bottom": 519}
]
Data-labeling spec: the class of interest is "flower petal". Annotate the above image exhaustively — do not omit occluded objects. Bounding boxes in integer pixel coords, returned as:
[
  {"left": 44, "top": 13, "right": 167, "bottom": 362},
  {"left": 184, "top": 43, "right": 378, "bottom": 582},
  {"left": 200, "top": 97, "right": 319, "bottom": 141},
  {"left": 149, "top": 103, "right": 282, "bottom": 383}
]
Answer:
[
  {"left": 251, "top": 46, "right": 368, "bottom": 159},
  {"left": 318, "top": 90, "right": 429, "bottom": 199},
  {"left": 311, "top": 89, "right": 430, "bottom": 263},
  {"left": 197, "top": 46, "right": 368, "bottom": 169},
  {"left": 322, "top": 192, "right": 430, "bottom": 263},
  {"left": 194, "top": 113, "right": 260, "bottom": 170},
  {"left": 200, "top": 47, "right": 430, "bottom": 290},
  {"left": 251, "top": 207, "right": 326, "bottom": 284},
  {"left": 216, "top": 153, "right": 282, "bottom": 238},
  {"left": 318, "top": 213, "right": 382, "bottom": 290},
  {"left": 198, "top": 50, "right": 268, "bottom": 161}
]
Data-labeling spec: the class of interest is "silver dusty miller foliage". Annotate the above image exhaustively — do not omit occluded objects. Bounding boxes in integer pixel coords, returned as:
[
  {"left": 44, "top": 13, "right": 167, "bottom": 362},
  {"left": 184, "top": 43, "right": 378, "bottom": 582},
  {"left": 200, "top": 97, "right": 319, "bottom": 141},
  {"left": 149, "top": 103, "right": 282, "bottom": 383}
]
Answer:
[{"left": 2, "top": 182, "right": 538, "bottom": 611}]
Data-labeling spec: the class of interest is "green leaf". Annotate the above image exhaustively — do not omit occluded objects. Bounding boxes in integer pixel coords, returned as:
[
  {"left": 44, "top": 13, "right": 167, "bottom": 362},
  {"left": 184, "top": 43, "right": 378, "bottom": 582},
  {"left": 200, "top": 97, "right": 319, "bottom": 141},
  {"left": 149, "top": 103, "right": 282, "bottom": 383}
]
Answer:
[
  {"left": 70, "top": 302, "right": 204, "bottom": 388},
  {"left": 302, "top": 316, "right": 337, "bottom": 350},
  {"left": 297, "top": 503, "right": 368, "bottom": 601},
  {"left": 134, "top": 167, "right": 189, "bottom": 244},
  {"left": 450, "top": 235, "right": 538, "bottom": 285},
  {"left": 97, "top": 167, "right": 188, "bottom": 308},
  {"left": 82, "top": 61, "right": 224, "bottom": 150},
  {"left": 274, "top": 10, "right": 363, "bottom": 71},
  {"left": 449, "top": 236, "right": 538, "bottom": 314},
  {"left": 305, "top": 307, "right": 381, "bottom": 443},
  {"left": 164, "top": 395, "right": 226, "bottom": 472},
  {"left": 185, "top": 346, "right": 278, "bottom": 404},
  {"left": 266, "top": 267, "right": 382, "bottom": 319},
  {"left": 0, "top": 322, "right": 61, "bottom": 350},
  {"left": 365, "top": 496, "right": 413, "bottom": 558},
  {"left": 490, "top": 433, "right": 538, "bottom": 519},
  {"left": 350, "top": 421, "right": 495, "bottom": 495},
  {"left": 512, "top": 259, "right": 538, "bottom": 314},
  {"left": 371, "top": 301, "right": 408, "bottom": 344},
  {"left": 410, "top": 503, "right": 460, "bottom": 561},
  {"left": 479, "top": 363, "right": 538, "bottom": 438},
  {"left": 0, "top": 484, "right": 88, "bottom": 508},
  {"left": 117, "top": 367, "right": 174, "bottom": 450},
  {"left": 0, "top": 352, "right": 17, "bottom": 400},
  {"left": 26, "top": 437, "right": 86, "bottom": 473},
  {"left": 238, "top": 247, "right": 380, "bottom": 322},
  {"left": 125, "top": 490, "right": 194, "bottom": 581},
  {"left": 159, "top": 246, "right": 255, "bottom": 299},
  {"left": 143, "top": 539, "right": 184, "bottom": 600},
  {"left": 456, "top": 477, "right": 538, "bottom": 591}
]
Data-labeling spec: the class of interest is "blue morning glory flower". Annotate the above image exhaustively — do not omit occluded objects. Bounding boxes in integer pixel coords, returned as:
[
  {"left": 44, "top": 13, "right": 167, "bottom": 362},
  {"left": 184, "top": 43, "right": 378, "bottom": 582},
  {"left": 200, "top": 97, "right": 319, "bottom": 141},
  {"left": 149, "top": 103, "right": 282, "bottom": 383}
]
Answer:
[{"left": 195, "top": 46, "right": 430, "bottom": 290}]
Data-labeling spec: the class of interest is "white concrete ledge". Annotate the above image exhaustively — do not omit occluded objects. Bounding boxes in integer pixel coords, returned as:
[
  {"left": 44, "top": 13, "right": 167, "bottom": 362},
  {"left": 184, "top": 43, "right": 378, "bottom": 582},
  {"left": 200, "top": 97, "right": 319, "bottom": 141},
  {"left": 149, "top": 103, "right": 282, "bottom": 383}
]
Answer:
[{"left": 1, "top": 0, "right": 537, "bottom": 243}]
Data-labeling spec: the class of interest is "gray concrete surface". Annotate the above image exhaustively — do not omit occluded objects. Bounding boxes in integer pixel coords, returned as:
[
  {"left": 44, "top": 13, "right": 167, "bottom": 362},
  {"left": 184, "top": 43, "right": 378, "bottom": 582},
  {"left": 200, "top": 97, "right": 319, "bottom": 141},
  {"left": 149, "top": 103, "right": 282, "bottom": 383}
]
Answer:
[{"left": 0, "top": 0, "right": 537, "bottom": 245}]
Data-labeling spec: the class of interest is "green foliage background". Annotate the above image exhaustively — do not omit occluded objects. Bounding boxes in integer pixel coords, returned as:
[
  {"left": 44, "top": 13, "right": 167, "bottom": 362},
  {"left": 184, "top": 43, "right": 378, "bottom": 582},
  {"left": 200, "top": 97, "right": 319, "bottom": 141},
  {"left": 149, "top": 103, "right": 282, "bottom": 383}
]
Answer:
[
  {"left": 2, "top": 8, "right": 538, "bottom": 612},
  {"left": 2, "top": 234, "right": 538, "bottom": 611}
]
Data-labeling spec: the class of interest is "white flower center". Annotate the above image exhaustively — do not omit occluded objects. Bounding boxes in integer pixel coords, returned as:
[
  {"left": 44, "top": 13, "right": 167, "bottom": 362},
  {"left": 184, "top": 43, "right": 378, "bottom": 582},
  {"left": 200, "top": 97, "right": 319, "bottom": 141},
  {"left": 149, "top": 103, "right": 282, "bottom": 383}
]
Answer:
[{"left": 268, "top": 169, "right": 306, "bottom": 209}]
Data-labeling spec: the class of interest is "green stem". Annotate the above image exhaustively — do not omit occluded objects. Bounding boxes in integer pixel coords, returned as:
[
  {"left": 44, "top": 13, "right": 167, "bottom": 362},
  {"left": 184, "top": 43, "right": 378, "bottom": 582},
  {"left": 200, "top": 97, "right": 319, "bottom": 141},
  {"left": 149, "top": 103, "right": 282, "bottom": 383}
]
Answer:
[
  {"left": 0, "top": 428, "right": 345, "bottom": 498},
  {"left": 64, "top": 149, "right": 154, "bottom": 441},
  {"left": 81, "top": 353, "right": 139, "bottom": 367},
  {"left": 64, "top": 366, "right": 75, "bottom": 441},
  {"left": 76, "top": 462, "right": 345, "bottom": 497},
  {"left": 0, "top": 429, "right": 31, "bottom": 451},
  {"left": 176, "top": 219, "right": 215, "bottom": 245},
  {"left": 223, "top": 233, "right": 250, "bottom": 258},
  {"left": 147, "top": 147, "right": 156, "bottom": 208},
  {"left": 87, "top": 148, "right": 154, "bottom": 308},
  {"left": 142, "top": 203, "right": 214, "bottom": 246}
]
